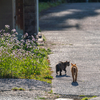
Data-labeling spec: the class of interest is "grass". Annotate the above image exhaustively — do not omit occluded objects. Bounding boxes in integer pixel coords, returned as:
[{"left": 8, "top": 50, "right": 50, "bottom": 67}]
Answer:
[
  {"left": 56, "top": 95, "right": 60, "bottom": 98},
  {"left": 0, "top": 25, "right": 53, "bottom": 83},
  {"left": 80, "top": 95, "right": 86, "bottom": 97},
  {"left": 69, "top": 43, "right": 73, "bottom": 45},
  {"left": 36, "top": 96, "right": 46, "bottom": 100},
  {"left": 81, "top": 96, "right": 97, "bottom": 100},
  {"left": 43, "top": 34, "right": 46, "bottom": 42},
  {"left": 51, "top": 43, "right": 56, "bottom": 45},
  {"left": 81, "top": 97, "right": 88, "bottom": 100},
  {"left": 39, "top": 27, "right": 41, "bottom": 32},
  {"left": 12, "top": 87, "right": 25, "bottom": 91},
  {"left": 39, "top": 97, "right": 46, "bottom": 99},
  {"left": 48, "top": 90, "right": 53, "bottom": 94}
]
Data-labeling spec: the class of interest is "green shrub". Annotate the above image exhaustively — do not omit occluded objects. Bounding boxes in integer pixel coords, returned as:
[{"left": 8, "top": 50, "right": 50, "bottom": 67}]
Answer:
[{"left": 0, "top": 25, "right": 52, "bottom": 83}]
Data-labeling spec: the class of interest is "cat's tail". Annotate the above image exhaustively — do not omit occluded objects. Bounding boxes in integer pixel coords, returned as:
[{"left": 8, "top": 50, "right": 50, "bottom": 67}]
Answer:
[{"left": 72, "top": 67, "right": 77, "bottom": 74}]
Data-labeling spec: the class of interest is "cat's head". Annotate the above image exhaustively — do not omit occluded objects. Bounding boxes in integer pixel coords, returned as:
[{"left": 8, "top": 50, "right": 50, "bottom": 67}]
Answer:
[
  {"left": 66, "top": 61, "right": 70, "bottom": 66},
  {"left": 71, "top": 63, "right": 76, "bottom": 67}
]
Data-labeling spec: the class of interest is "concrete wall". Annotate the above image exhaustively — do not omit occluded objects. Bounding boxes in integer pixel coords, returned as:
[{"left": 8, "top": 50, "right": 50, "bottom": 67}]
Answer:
[
  {"left": 0, "top": 0, "right": 13, "bottom": 29},
  {"left": 24, "top": 0, "right": 38, "bottom": 36},
  {"left": 0, "top": 0, "right": 38, "bottom": 36}
]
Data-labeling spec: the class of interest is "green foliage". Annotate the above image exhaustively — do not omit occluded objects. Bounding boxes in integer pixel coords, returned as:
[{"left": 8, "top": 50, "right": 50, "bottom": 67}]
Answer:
[
  {"left": 39, "top": 2, "right": 50, "bottom": 12},
  {"left": 0, "top": 25, "right": 52, "bottom": 83},
  {"left": 47, "top": 48, "right": 52, "bottom": 54},
  {"left": 44, "top": 75, "right": 53, "bottom": 79},
  {"left": 92, "top": 96, "right": 97, "bottom": 98},
  {"left": 39, "top": 27, "right": 41, "bottom": 32},
  {"left": 39, "top": 1, "right": 64, "bottom": 13},
  {"left": 43, "top": 35, "right": 46, "bottom": 42}
]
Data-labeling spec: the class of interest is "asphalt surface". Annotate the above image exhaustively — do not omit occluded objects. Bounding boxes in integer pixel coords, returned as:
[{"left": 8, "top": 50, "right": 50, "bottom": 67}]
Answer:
[
  {"left": 39, "top": 2, "right": 100, "bottom": 99},
  {"left": 0, "top": 79, "right": 51, "bottom": 100}
]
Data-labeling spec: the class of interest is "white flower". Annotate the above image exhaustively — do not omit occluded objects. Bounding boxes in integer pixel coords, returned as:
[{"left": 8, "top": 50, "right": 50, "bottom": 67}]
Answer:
[
  {"left": 11, "top": 29, "right": 16, "bottom": 33},
  {"left": 23, "top": 33, "right": 28, "bottom": 38},
  {"left": 25, "top": 33, "right": 28, "bottom": 36},
  {"left": 15, "top": 32, "right": 18, "bottom": 35},
  {"left": 5, "top": 25, "right": 10, "bottom": 29}
]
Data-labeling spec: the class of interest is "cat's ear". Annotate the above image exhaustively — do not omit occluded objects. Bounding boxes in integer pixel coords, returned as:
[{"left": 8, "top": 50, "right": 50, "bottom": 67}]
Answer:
[{"left": 71, "top": 63, "right": 73, "bottom": 65}]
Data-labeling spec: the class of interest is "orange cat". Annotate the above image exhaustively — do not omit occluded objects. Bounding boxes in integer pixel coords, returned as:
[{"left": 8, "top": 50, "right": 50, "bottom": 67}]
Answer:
[{"left": 71, "top": 63, "right": 78, "bottom": 82}]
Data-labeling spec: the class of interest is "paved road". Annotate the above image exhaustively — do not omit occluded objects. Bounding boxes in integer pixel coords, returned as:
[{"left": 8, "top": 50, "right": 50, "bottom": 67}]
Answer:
[
  {"left": 0, "top": 79, "right": 51, "bottom": 100},
  {"left": 40, "top": 3, "right": 100, "bottom": 96}
]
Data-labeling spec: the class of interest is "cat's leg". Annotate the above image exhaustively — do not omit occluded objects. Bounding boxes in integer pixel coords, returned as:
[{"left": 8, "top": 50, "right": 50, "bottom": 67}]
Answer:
[
  {"left": 64, "top": 68, "right": 66, "bottom": 75},
  {"left": 75, "top": 72, "right": 77, "bottom": 82},
  {"left": 60, "top": 69, "right": 62, "bottom": 76},
  {"left": 72, "top": 72, "right": 74, "bottom": 82},
  {"left": 56, "top": 71, "right": 58, "bottom": 75}
]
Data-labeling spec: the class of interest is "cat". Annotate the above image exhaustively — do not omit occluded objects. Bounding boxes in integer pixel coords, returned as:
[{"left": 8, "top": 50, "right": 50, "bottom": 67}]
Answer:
[
  {"left": 56, "top": 61, "right": 70, "bottom": 76},
  {"left": 71, "top": 63, "right": 78, "bottom": 82}
]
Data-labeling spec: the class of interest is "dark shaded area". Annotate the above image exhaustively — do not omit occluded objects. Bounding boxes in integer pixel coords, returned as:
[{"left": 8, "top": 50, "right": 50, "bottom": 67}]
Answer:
[
  {"left": 71, "top": 82, "right": 79, "bottom": 86},
  {"left": 0, "top": 74, "right": 19, "bottom": 79},
  {"left": 68, "top": 0, "right": 100, "bottom": 3},
  {"left": 16, "top": 0, "right": 23, "bottom": 30},
  {"left": 0, "top": 0, "right": 13, "bottom": 29},
  {"left": 39, "top": 3, "right": 100, "bottom": 31},
  {"left": 39, "top": 0, "right": 64, "bottom": 2},
  {"left": 24, "top": 0, "right": 37, "bottom": 36},
  {"left": 56, "top": 74, "right": 70, "bottom": 77}
]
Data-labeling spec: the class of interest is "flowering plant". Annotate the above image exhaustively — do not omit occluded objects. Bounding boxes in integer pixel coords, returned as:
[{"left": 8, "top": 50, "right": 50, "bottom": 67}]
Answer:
[{"left": 0, "top": 25, "right": 51, "bottom": 80}]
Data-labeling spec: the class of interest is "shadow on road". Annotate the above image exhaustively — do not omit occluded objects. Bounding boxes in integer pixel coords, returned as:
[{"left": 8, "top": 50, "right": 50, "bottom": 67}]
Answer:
[
  {"left": 71, "top": 82, "right": 79, "bottom": 86},
  {"left": 40, "top": 3, "right": 100, "bottom": 31},
  {"left": 56, "top": 74, "right": 70, "bottom": 78}
]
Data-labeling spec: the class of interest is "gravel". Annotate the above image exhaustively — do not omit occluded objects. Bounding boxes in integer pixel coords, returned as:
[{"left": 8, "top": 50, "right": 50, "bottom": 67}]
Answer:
[
  {"left": 0, "top": 79, "right": 51, "bottom": 100},
  {"left": 0, "top": 90, "right": 45, "bottom": 100}
]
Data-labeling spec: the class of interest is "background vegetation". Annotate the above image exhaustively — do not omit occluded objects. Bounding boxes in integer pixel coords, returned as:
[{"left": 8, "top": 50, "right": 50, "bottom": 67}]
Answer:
[
  {"left": 39, "top": 0, "right": 66, "bottom": 12},
  {"left": 62, "top": 0, "right": 100, "bottom": 2}
]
